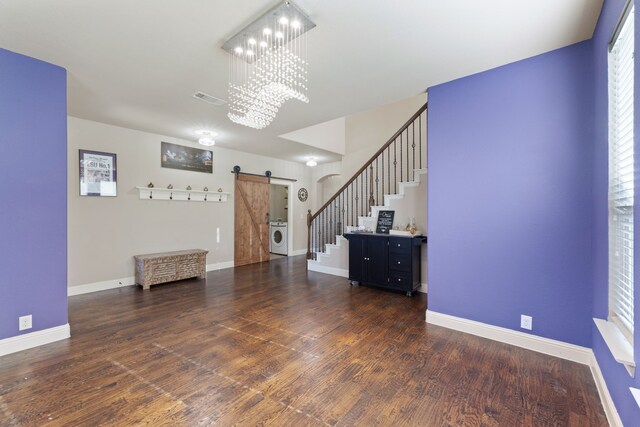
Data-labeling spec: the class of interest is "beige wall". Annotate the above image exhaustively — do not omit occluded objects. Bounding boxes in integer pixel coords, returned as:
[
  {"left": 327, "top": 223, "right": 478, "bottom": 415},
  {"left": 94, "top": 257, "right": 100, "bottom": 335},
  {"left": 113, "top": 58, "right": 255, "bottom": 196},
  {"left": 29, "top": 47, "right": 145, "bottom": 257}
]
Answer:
[
  {"left": 341, "top": 93, "right": 426, "bottom": 186},
  {"left": 309, "top": 94, "right": 427, "bottom": 209},
  {"left": 68, "top": 117, "right": 312, "bottom": 288}
]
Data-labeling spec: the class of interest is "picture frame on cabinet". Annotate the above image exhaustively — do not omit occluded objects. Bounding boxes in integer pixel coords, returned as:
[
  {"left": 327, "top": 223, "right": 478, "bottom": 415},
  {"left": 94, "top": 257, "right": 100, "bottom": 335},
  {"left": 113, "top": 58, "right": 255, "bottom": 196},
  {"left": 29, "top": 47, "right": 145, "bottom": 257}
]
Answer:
[{"left": 79, "top": 149, "right": 117, "bottom": 197}]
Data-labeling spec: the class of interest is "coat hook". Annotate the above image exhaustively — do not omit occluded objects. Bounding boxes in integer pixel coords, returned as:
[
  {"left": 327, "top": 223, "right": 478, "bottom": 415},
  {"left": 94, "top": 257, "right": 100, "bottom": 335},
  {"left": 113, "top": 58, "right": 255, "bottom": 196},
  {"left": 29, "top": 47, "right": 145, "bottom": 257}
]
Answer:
[
  {"left": 218, "top": 195, "right": 221, "bottom": 202},
  {"left": 170, "top": 192, "right": 173, "bottom": 200},
  {"left": 204, "top": 194, "right": 207, "bottom": 201},
  {"left": 149, "top": 191, "right": 153, "bottom": 199},
  {"left": 188, "top": 193, "right": 191, "bottom": 201}
]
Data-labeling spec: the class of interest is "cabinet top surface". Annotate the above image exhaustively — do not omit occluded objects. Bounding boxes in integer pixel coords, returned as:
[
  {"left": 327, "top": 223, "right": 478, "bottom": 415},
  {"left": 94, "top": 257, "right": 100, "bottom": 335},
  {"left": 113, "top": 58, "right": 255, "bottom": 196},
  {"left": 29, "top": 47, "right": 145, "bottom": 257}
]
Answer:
[
  {"left": 344, "top": 233, "right": 426, "bottom": 241},
  {"left": 134, "top": 249, "right": 208, "bottom": 260}
]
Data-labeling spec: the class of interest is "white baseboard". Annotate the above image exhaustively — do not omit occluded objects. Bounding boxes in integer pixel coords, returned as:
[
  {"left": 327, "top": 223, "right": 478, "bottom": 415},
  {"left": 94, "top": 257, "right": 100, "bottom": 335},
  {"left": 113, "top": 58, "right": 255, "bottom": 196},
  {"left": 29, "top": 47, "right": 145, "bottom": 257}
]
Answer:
[
  {"left": 206, "top": 261, "right": 234, "bottom": 272},
  {"left": 425, "top": 310, "right": 623, "bottom": 425},
  {"left": 0, "top": 324, "right": 70, "bottom": 357},
  {"left": 307, "top": 262, "right": 349, "bottom": 278},
  {"left": 69, "top": 261, "right": 235, "bottom": 297},
  {"left": 290, "top": 249, "right": 307, "bottom": 256},
  {"left": 425, "top": 310, "right": 592, "bottom": 365},
  {"left": 417, "top": 283, "right": 428, "bottom": 294},
  {"left": 589, "top": 352, "right": 623, "bottom": 427},
  {"left": 68, "top": 276, "right": 135, "bottom": 296}
]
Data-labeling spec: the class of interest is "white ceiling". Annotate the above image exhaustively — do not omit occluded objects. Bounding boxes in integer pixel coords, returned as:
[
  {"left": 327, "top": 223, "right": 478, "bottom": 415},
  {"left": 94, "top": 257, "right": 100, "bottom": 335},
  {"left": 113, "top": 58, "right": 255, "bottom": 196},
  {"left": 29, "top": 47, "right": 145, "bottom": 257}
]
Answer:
[{"left": 0, "top": 0, "right": 602, "bottom": 164}]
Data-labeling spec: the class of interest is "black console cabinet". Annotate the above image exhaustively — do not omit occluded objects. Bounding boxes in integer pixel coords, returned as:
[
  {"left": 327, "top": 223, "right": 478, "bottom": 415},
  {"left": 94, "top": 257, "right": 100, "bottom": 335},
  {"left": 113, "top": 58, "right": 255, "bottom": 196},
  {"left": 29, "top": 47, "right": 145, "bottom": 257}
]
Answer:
[{"left": 344, "top": 233, "right": 425, "bottom": 296}]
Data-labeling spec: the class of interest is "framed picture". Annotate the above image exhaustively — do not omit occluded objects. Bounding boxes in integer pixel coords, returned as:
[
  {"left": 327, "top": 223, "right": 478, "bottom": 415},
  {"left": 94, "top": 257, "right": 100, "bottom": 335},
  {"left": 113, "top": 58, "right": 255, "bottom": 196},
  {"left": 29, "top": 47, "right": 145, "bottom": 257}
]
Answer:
[
  {"left": 161, "top": 141, "right": 213, "bottom": 173},
  {"left": 79, "top": 149, "right": 117, "bottom": 197}
]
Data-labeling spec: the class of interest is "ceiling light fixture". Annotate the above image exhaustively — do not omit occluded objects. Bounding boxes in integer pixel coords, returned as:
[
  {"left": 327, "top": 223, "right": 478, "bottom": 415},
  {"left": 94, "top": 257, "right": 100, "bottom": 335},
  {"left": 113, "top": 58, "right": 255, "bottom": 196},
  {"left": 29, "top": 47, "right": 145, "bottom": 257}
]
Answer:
[
  {"left": 195, "top": 129, "right": 218, "bottom": 146},
  {"left": 222, "top": 1, "right": 316, "bottom": 130},
  {"left": 306, "top": 158, "right": 317, "bottom": 167}
]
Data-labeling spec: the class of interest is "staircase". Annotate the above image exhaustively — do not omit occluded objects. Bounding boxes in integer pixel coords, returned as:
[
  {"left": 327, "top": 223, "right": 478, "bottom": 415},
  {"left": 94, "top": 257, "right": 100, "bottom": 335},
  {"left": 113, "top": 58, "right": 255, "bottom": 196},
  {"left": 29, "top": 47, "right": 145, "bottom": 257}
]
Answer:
[
  {"left": 306, "top": 103, "right": 428, "bottom": 280},
  {"left": 308, "top": 168, "right": 427, "bottom": 277}
]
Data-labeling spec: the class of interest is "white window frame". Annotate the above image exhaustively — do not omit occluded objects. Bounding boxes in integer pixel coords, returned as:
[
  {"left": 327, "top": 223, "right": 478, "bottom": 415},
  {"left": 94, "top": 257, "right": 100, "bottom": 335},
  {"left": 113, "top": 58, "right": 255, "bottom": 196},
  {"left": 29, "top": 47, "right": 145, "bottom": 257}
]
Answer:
[
  {"left": 594, "top": 0, "right": 636, "bottom": 383},
  {"left": 608, "top": 1, "right": 635, "bottom": 347}
]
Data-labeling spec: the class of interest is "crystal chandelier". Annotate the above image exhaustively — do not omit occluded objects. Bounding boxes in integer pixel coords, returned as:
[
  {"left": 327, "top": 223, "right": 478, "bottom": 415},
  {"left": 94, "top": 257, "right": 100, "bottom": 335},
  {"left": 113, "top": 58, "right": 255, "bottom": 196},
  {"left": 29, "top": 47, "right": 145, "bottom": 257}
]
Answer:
[{"left": 223, "top": 1, "right": 314, "bottom": 130}]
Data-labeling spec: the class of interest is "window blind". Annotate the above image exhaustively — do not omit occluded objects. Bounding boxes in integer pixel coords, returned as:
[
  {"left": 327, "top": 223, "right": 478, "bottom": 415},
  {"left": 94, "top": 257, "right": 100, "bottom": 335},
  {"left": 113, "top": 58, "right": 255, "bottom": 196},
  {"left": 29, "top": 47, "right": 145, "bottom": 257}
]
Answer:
[{"left": 608, "top": 5, "right": 635, "bottom": 340}]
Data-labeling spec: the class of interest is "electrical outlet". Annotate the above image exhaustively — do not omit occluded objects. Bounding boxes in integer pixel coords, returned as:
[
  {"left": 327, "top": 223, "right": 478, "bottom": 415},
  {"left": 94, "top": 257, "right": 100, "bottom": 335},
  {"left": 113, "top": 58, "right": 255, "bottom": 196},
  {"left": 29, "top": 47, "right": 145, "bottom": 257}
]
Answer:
[
  {"left": 19, "top": 315, "right": 32, "bottom": 331},
  {"left": 520, "top": 315, "right": 532, "bottom": 330}
]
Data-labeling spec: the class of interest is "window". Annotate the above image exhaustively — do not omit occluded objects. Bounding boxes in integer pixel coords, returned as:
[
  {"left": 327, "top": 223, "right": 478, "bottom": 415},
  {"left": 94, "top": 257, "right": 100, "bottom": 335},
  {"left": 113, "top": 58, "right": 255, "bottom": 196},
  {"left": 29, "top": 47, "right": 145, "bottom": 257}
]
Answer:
[{"left": 609, "top": 3, "right": 635, "bottom": 344}]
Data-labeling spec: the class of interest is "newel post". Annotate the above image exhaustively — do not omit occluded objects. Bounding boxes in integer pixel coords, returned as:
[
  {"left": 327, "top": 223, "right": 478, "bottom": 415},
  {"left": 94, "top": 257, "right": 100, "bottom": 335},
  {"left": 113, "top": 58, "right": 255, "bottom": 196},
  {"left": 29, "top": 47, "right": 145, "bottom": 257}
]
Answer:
[{"left": 306, "top": 209, "right": 312, "bottom": 260}]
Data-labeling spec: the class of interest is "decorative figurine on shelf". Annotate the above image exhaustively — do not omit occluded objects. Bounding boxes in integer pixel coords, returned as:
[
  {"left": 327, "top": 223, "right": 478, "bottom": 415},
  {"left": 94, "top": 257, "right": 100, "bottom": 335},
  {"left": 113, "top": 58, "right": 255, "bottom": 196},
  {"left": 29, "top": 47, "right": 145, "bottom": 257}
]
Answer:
[
  {"left": 167, "top": 184, "right": 173, "bottom": 189},
  {"left": 203, "top": 187, "right": 209, "bottom": 192},
  {"left": 147, "top": 182, "right": 154, "bottom": 188},
  {"left": 186, "top": 185, "right": 192, "bottom": 190},
  {"left": 218, "top": 187, "right": 223, "bottom": 192}
]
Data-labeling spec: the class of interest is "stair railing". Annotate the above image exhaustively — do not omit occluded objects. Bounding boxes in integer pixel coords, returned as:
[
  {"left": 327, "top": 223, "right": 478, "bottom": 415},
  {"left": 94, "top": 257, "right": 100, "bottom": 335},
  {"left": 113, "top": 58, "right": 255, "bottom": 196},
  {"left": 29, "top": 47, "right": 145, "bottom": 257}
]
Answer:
[{"left": 307, "top": 103, "right": 427, "bottom": 260}]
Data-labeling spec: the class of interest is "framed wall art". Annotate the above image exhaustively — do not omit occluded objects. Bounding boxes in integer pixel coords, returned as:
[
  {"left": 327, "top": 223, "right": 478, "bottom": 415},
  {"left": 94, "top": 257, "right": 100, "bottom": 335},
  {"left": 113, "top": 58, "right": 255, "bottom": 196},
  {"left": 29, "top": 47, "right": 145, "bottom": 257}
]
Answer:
[
  {"left": 161, "top": 141, "right": 213, "bottom": 173},
  {"left": 79, "top": 149, "right": 117, "bottom": 197}
]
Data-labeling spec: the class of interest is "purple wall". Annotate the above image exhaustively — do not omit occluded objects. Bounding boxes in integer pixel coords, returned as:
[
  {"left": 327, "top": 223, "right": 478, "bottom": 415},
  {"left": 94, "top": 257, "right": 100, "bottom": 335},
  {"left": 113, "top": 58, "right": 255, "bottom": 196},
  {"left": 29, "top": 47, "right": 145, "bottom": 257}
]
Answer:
[
  {"left": 0, "top": 49, "right": 68, "bottom": 340},
  {"left": 427, "top": 41, "right": 595, "bottom": 347},
  {"left": 591, "top": 0, "right": 640, "bottom": 424},
  {"left": 428, "top": 0, "right": 640, "bottom": 423}
]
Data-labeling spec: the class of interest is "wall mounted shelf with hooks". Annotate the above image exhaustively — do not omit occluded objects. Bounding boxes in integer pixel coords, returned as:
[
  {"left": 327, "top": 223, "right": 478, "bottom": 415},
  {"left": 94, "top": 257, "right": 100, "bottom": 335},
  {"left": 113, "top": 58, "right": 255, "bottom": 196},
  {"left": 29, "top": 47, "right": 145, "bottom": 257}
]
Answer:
[{"left": 136, "top": 187, "right": 230, "bottom": 203}]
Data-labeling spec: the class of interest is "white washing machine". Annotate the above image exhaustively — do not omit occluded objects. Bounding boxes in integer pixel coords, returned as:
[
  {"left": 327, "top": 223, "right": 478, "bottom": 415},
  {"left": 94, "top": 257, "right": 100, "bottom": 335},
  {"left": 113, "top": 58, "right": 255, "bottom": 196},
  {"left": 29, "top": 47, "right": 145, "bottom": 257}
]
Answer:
[{"left": 270, "top": 221, "right": 288, "bottom": 255}]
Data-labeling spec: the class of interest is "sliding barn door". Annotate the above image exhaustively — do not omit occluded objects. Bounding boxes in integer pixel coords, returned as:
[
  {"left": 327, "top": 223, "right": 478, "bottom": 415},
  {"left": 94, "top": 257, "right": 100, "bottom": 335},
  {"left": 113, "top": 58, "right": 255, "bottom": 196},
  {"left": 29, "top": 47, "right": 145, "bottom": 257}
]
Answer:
[{"left": 234, "top": 174, "right": 270, "bottom": 266}]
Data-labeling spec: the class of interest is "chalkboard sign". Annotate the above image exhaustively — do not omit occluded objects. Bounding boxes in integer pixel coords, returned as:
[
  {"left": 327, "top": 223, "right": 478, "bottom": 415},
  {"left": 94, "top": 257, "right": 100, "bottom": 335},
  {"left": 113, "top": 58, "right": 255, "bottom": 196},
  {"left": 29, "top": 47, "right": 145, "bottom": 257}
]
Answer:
[{"left": 375, "top": 210, "right": 395, "bottom": 234}]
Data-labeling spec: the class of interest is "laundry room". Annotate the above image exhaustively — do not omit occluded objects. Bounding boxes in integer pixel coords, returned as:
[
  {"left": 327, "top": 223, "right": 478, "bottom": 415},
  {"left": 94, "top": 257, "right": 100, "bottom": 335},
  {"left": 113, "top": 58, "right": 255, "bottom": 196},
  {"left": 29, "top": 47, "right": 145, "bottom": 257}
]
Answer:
[{"left": 269, "top": 183, "right": 289, "bottom": 257}]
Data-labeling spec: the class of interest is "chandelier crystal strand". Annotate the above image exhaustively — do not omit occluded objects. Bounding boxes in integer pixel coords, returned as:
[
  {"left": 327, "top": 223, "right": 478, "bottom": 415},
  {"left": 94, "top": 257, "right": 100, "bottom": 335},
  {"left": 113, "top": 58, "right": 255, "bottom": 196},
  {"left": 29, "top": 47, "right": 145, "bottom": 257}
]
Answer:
[{"left": 224, "top": 1, "right": 312, "bottom": 130}]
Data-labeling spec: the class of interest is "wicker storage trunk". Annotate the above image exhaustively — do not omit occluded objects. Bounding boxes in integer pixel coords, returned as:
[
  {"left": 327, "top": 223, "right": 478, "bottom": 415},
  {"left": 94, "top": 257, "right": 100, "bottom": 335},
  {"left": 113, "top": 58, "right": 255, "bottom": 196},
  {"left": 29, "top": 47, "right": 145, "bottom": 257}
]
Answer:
[{"left": 134, "top": 249, "right": 208, "bottom": 289}]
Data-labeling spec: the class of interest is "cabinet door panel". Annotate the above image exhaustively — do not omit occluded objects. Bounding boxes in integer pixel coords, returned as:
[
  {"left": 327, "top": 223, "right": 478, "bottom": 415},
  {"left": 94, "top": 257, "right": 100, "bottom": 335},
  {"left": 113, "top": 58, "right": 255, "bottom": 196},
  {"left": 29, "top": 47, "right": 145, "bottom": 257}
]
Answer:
[
  {"left": 367, "top": 236, "right": 388, "bottom": 284},
  {"left": 348, "top": 235, "right": 366, "bottom": 281}
]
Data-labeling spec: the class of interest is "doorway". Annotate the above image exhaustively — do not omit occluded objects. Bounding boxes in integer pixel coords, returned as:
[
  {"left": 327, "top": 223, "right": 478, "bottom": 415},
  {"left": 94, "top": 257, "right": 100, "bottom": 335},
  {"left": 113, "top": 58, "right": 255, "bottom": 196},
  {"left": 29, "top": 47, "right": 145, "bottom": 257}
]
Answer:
[{"left": 269, "top": 183, "right": 289, "bottom": 258}]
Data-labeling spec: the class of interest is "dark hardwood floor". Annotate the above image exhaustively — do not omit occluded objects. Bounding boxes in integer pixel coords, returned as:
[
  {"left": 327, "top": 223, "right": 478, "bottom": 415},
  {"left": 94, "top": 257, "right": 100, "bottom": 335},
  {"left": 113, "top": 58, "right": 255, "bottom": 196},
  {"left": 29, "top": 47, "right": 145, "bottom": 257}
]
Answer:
[{"left": 0, "top": 256, "right": 607, "bottom": 426}]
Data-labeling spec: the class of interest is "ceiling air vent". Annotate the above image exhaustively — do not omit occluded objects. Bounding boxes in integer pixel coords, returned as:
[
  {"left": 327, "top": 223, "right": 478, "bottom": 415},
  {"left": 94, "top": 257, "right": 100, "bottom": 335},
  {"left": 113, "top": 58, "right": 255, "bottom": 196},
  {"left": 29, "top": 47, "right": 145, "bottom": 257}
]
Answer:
[{"left": 192, "top": 91, "right": 227, "bottom": 106}]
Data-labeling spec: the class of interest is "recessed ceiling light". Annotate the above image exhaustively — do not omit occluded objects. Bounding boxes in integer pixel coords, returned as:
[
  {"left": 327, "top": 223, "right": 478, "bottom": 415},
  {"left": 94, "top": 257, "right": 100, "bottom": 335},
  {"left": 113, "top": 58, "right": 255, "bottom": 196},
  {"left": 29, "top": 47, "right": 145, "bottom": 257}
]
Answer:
[
  {"left": 306, "top": 158, "right": 317, "bottom": 167},
  {"left": 275, "top": 31, "right": 284, "bottom": 39},
  {"left": 291, "top": 20, "right": 301, "bottom": 29},
  {"left": 234, "top": 46, "right": 243, "bottom": 54},
  {"left": 248, "top": 38, "right": 256, "bottom": 45},
  {"left": 195, "top": 130, "right": 217, "bottom": 145},
  {"left": 195, "top": 129, "right": 218, "bottom": 137},
  {"left": 260, "top": 41, "right": 268, "bottom": 48},
  {"left": 279, "top": 17, "right": 289, "bottom": 25},
  {"left": 263, "top": 28, "right": 272, "bottom": 36}
]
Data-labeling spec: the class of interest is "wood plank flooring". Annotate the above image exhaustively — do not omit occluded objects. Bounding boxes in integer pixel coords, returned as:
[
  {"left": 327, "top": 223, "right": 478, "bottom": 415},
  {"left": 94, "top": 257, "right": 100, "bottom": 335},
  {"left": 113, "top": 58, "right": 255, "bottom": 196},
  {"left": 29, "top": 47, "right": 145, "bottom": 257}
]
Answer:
[{"left": 0, "top": 256, "right": 607, "bottom": 426}]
